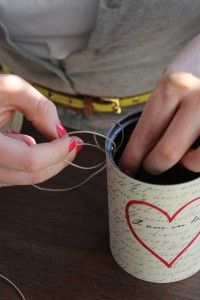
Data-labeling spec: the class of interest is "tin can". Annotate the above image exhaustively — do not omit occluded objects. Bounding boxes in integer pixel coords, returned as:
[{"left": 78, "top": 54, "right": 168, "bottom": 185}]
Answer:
[{"left": 106, "top": 110, "right": 200, "bottom": 283}]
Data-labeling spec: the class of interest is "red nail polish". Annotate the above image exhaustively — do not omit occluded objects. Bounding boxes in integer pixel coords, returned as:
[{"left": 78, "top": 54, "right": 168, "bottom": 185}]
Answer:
[
  {"left": 56, "top": 122, "right": 67, "bottom": 137},
  {"left": 69, "top": 139, "right": 76, "bottom": 152},
  {"left": 76, "top": 142, "right": 83, "bottom": 154},
  {"left": 10, "top": 130, "right": 19, "bottom": 134}
]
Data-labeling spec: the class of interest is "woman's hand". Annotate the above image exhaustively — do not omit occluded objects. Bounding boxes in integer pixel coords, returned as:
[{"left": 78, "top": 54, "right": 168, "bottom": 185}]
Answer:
[
  {"left": 0, "top": 74, "right": 82, "bottom": 186},
  {"left": 119, "top": 72, "right": 200, "bottom": 175}
]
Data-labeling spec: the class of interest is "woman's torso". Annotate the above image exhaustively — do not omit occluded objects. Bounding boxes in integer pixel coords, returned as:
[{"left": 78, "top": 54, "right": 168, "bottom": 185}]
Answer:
[
  {"left": 0, "top": 0, "right": 98, "bottom": 59},
  {"left": 0, "top": 0, "right": 200, "bottom": 131}
]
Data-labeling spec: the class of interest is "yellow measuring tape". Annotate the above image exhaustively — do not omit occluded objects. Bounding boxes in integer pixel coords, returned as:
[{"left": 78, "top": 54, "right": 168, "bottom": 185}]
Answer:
[{"left": 0, "top": 64, "right": 150, "bottom": 114}]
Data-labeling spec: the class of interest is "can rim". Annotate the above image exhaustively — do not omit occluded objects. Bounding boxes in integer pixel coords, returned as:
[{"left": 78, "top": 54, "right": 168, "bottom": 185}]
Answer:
[{"left": 105, "top": 111, "right": 200, "bottom": 187}]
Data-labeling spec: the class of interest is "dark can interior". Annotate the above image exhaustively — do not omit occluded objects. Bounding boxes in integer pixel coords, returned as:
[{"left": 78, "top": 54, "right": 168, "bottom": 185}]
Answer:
[{"left": 113, "top": 117, "right": 200, "bottom": 185}]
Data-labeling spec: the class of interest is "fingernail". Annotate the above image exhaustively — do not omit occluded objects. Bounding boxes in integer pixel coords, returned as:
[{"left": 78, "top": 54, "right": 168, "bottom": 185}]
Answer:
[
  {"left": 69, "top": 138, "right": 76, "bottom": 152},
  {"left": 56, "top": 121, "right": 67, "bottom": 137},
  {"left": 149, "top": 169, "right": 162, "bottom": 175},
  {"left": 10, "top": 130, "right": 19, "bottom": 134},
  {"left": 6, "top": 129, "right": 19, "bottom": 134},
  {"left": 76, "top": 140, "right": 83, "bottom": 154}
]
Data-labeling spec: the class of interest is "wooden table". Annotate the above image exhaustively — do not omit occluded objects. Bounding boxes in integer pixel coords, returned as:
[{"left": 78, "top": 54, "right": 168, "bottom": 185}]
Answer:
[{"left": 0, "top": 121, "right": 199, "bottom": 300}]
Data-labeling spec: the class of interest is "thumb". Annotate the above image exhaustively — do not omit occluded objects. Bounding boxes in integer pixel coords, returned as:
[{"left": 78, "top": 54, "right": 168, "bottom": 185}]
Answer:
[
  {"left": 0, "top": 75, "right": 64, "bottom": 139},
  {"left": 4, "top": 131, "right": 36, "bottom": 146}
]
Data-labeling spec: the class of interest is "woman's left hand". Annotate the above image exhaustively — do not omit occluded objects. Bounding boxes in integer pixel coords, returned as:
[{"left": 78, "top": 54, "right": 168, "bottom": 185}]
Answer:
[{"left": 119, "top": 72, "right": 200, "bottom": 175}]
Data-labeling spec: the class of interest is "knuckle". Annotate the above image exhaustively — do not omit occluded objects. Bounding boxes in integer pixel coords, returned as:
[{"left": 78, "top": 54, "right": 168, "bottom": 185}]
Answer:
[
  {"left": 182, "top": 97, "right": 198, "bottom": 110},
  {"left": 158, "top": 142, "right": 179, "bottom": 164},
  {"left": 30, "top": 172, "right": 44, "bottom": 185},
  {"left": 163, "top": 82, "right": 174, "bottom": 99},
  {"left": 23, "top": 154, "right": 40, "bottom": 173},
  {"left": 0, "top": 75, "right": 25, "bottom": 95},
  {"left": 167, "top": 72, "right": 200, "bottom": 91},
  {"left": 0, "top": 147, "right": 6, "bottom": 157},
  {"left": 159, "top": 75, "right": 175, "bottom": 99},
  {"left": 134, "top": 122, "right": 155, "bottom": 146},
  {"left": 191, "top": 96, "right": 200, "bottom": 110},
  {"left": 36, "top": 98, "right": 56, "bottom": 119}
]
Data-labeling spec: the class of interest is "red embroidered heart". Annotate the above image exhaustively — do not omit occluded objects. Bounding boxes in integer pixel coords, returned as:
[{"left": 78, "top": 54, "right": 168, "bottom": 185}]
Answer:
[{"left": 125, "top": 198, "right": 200, "bottom": 268}]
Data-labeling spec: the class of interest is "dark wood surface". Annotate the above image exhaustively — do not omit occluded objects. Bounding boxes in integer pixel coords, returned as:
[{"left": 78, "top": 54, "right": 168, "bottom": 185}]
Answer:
[{"left": 0, "top": 120, "right": 199, "bottom": 300}]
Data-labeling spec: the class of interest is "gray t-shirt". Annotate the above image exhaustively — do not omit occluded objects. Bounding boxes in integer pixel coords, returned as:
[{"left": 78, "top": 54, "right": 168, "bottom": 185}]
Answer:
[
  {"left": 0, "top": 0, "right": 98, "bottom": 59},
  {"left": 0, "top": 0, "right": 200, "bottom": 131}
]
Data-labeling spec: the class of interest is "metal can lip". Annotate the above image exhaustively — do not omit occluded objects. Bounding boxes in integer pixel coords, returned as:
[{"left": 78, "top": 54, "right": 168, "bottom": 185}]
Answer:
[
  {"left": 105, "top": 109, "right": 200, "bottom": 187},
  {"left": 105, "top": 108, "right": 142, "bottom": 157},
  {"left": 105, "top": 109, "right": 143, "bottom": 182}
]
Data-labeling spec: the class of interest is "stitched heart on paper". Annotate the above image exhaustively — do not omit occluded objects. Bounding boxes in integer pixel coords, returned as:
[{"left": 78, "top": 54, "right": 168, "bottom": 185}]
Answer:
[{"left": 125, "top": 198, "right": 200, "bottom": 268}]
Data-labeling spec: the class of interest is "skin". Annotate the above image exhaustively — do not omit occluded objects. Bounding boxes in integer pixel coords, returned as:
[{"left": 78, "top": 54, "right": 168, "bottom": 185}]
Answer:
[
  {"left": 119, "top": 72, "right": 200, "bottom": 175},
  {"left": 1, "top": 35, "right": 200, "bottom": 184},
  {"left": 120, "top": 35, "right": 200, "bottom": 176},
  {"left": 0, "top": 74, "right": 82, "bottom": 186}
]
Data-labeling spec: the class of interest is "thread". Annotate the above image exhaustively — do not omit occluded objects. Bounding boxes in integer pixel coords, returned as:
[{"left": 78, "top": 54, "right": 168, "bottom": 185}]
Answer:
[
  {"left": 1, "top": 119, "right": 124, "bottom": 297},
  {"left": 33, "top": 131, "right": 110, "bottom": 192},
  {"left": 92, "top": 120, "right": 125, "bottom": 153},
  {"left": 0, "top": 274, "right": 26, "bottom": 300},
  {"left": 33, "top": 163, "right": 106, "bottom": 192},
  {"left": 63, "top": 142, "right": 106, "bottom": 170},
  {"left": 33, "top": 121, "right": 124, "bottom": 192}
]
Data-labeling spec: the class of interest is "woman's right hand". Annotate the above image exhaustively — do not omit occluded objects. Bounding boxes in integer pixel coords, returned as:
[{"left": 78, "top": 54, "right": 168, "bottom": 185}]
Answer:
[{"left": 0, "top": 74, "right": 83, "bottom": 186}]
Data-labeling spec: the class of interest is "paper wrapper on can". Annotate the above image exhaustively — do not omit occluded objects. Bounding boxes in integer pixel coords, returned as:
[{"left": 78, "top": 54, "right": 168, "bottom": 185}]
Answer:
[
  {"left": 106, "top": 159, "right": 200, "bottom": 283},
  {"left": 106, "top": 112, "right": 200, "bottom": 283}
]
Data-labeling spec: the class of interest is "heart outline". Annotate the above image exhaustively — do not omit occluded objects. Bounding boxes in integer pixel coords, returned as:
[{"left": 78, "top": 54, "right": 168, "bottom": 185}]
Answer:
[{"left": 125, "top": 197, "right": 200, "bottom": 268}]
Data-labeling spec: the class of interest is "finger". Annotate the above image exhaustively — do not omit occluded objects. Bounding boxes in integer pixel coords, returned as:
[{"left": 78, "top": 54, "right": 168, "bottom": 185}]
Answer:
[
  {"left": 0, "top": 147, "right": 77, "bottom": 185},
  {"left": 5, "top": 132, "right": 36, "bottom": 146},
  {"left": 0, "top": 75, "right": 64, "bottom": 138},
  {"left": 181, "top": 147, "right": 200, "bottom": 172},
  {"left": 0, "top": 183, "right": 12, "bottom": 188},
  {"left": 0, "top": 132, "right": 83, "bottom": 172},
  {"left": 119, "top": 79, "right": 179, "bottom": 174},
  {"left": 143, "top": 97, "right": 200, "bottom": 174}
]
